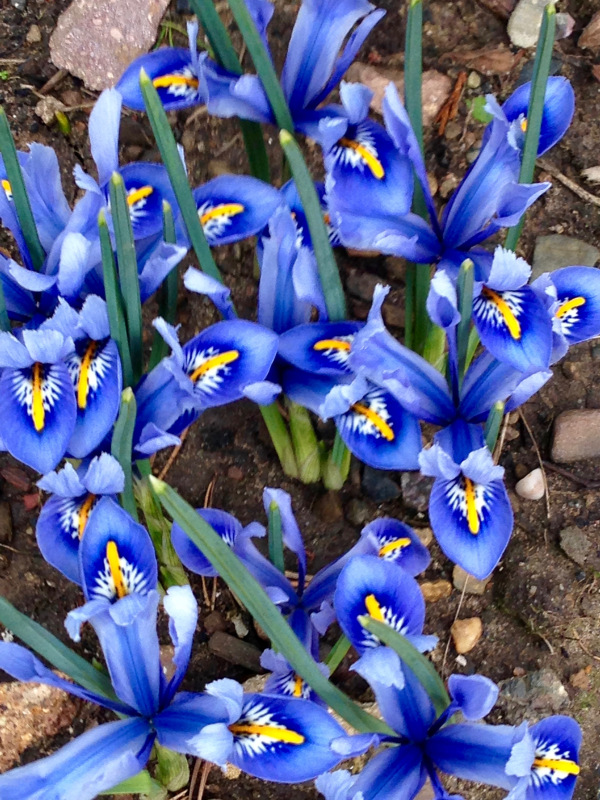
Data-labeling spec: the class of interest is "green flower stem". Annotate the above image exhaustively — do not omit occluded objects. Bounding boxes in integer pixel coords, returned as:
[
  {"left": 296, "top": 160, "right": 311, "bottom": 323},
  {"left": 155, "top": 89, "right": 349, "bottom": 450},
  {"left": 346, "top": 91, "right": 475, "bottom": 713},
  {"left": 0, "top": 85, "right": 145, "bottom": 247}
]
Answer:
[
  {"left": 324, "top": 634, "right": 351, "bottom": 674},
  {"left": 149, "top": 201, "right": 179, "bottom": 370},
  {"left": 0, "top": 108, "right": 45, "bottom": 270},
  {"left": 98, "top": 209, "right": 134, "bottom": 388},
  {"left": 109, "top": 172, "right": 144, "bottom": 384},
  {"left": 151, "top": 477, "right": 392, "bottom": 734},
  {"left": 259, "top": 403, "right": 299, "bottom": 479},
  {"left": 505, "top": 3, "right": 557, "bottom": 251},
  {"left": 485, "top": 400, "right": 505, "bottom": 452},
  {"left": 287, "top": 399, "right": 321, "bottom": 484},
  {"left": 279, "top": 130, "right": 346, "bottom": 322},
  {"left": 0, "top": 278, "right": 10, "bottom": 331},
  {"left": 111, "top": 388, "right": 138, "bottom": 520},
  {"left": 139, "top": 69, "right": 224, "bottom": 284}
]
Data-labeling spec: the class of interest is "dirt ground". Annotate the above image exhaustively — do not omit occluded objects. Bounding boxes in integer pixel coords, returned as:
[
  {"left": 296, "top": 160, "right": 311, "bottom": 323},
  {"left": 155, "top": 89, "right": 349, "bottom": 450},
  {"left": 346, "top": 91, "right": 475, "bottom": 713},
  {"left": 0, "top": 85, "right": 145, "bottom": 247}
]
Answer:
[{"left": 1, "top": 0, "right": 600, "bottom": 798}]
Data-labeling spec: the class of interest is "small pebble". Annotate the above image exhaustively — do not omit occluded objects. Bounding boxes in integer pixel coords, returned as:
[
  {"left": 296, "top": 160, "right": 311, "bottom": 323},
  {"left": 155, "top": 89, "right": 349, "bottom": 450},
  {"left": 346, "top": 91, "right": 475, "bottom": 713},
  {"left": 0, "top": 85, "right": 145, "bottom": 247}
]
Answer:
[
  {"left": 227, "top": 465, "right": 244, "bottom": 481},
  {"left": 451, "top": 617, "right": 483, "bottom": 654},
  {"left": 452, "top": 565, "right": 490, "bottom": 595},
  {"left": 444, "top": 121, "right": 462, "bottom": 140},
  {"left": 415, "top": 527, "right": 433, "bottom": 547},
  {"left": 552, "top": 409, "right": 600, "bottom": 463},
  {"left": 26, "top": 24, "right": 41, "bottom": 43},
  {"left": 467, "top": 71, "right": 481, "bottom": 89},
  {"left": 515, "top": 467, "right": 545, "bottom": 501},
  {"left": 420, "top": 579, "right": 452, "bottom": 603}
]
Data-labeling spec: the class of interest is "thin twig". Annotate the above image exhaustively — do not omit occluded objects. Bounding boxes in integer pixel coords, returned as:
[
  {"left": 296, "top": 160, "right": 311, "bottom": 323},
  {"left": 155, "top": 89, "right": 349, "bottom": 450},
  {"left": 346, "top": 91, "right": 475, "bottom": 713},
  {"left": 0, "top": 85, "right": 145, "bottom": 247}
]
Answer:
[
  {"left": 542, "top": 460, "right": 600, "bottom": 489},
  {"left": 0, "top": 543, "right": 22, "bottom": 554},
  {"left": 538, "top": 157, "right": 600, "bottom": 208},
  {"left": 441, "top": 576, "right": 469, "bottom": 677},
  {"left": 188, "top": 757, "right": 202, "bottom": 800},
  {"left": 493, "top": 413, "right": 510, "bottom": 464},
  {"left": 518, "top": 409, "right": 550, "bottom": 524},
  {"left": 568, "top": 630, "right": 600, "bottom": 663},
  {"left": 195, "top": 760, "right": 212, "bottom": 800},
  {"left": 39, "top": 69, "right": 68, "bottom": 95},
  {"left": 203, "top": 474, "right": 218, "bottom": 508},
  {"left": 158, "top": 428, "right": 190, "bottom": 480},
  {"left": 200, "top": 576, "right": 211, "bottom": 608}
]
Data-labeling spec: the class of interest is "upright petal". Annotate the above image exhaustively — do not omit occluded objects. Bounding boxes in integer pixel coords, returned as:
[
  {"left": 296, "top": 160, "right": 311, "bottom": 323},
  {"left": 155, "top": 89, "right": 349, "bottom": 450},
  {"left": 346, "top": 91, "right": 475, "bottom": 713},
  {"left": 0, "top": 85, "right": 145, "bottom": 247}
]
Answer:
[
  {"left": 263, "top": 488, "right": 306, "bottom": 583},
  {"left": 89, "top": 89, "right": 122, "bottom": 187},
  {"left": 161, "top": 584, "right": 198, "bottom": 703},
  {"left": 501, "top": 77, "right": 575, "bottom": 156},
  {"left": 0, "top": 717, "right": 154, "bottom": 800},
  {"left": 203, "top": 63, "right": 274, "bottom": 124}
]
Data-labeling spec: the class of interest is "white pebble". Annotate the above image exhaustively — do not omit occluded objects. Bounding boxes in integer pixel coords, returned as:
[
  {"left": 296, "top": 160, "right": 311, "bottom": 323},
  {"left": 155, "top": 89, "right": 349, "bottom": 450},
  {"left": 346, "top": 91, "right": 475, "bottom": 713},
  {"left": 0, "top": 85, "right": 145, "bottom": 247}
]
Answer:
[{"left": 515, "top": 467, "right": 545, "bottom": 501}]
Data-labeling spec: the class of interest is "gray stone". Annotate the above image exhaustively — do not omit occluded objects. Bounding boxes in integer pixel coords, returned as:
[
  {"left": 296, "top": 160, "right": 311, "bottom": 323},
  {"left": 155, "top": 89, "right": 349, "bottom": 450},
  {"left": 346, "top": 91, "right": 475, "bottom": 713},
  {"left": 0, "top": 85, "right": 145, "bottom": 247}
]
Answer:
[
  {"left": 345, "top": 498, "right": 372, "bottom": 527},
  {"left": 498, "top": 668, "right": 569, "bottom": 713},
  {"left": 401, "top": 472, "right": 434, "bottom": 513},
  {"left": 532, "top": 234, "right": 600, "bottom": 281},
  {"left": 362, "top": 466, "right": 401, "bottom": 503},
  {"left": 508, "top": 0, "right": 573, "bottom": 48},
  {"left": 26, "top": 24, "right": 42, "bottom": 44},
  {"left": 559, "top": 526, "right": 593, "bottom": 567},
  {"left": 551, "top": 409, "right": 600, "bottom": 463},
  {"left": 452, "top": 565, "right": 490, "bottom": 595},
  {"left": 50, "top": 0, "right": 171, "bottom": 90}
]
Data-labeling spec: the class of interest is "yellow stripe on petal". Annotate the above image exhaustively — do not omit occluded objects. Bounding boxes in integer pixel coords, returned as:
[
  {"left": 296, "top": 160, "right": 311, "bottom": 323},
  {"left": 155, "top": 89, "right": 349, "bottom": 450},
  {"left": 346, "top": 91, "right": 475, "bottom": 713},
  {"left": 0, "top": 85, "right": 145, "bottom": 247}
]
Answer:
[
  {"left": 364, "top": 593, "right": 385, "bottom": 622},
  {"left": 1, "top": 179, "right": 11, "bottom": 198},
  {"left": 482, "top": 287, "right": 522, "bottom": 340},
  {"left": 190, "top": 350, "right": 239, "bottom": 383},
  {"left": 378, "top": 537, "right": 412, "bottom": 557},
  {"left": 78, "top": 493, "right": 96, "bottom": 539},
  {"left": 106, "top": 540, "right": 127, "bottom": 598},
  {"left": 339, "top": 138, "right": 385, "bottom": 180},
  {"left": 533, "top": 758, "right": 580, "bottom": 775},
  {"left": 153, "top": 74, "right": 199, "bottom": 90},
  {"left": 556, "top": 296, "right": 586, "bottom": 319},
  {"left": 31, "top": 362, "right": 45, "bottom": 433},
  {"left": 229, "top": 724, "right": 305, "bottom": 745},
  {"left": 77, "top": 341, "right": 98, "bottom": 410},
  {"left": 200, "top": 203, "right": 245, "bottom": 226},
  {"left": 313, "top": 339, "right": 352, "bottom": 352},
  {"left": 464, "top": 477, "right": 480, "bottom": 535},
  {"left": 351, "top": 402, "right": 395, "bottom": 441},
  {"left": 521, "top": 118, "right": 528, "bottom": 133},
  {"left": 293, "top": 675, "right": 304, "bottom": 698},
  {"left": 127, "top": 185, "right": 154, "bottom": 207}
]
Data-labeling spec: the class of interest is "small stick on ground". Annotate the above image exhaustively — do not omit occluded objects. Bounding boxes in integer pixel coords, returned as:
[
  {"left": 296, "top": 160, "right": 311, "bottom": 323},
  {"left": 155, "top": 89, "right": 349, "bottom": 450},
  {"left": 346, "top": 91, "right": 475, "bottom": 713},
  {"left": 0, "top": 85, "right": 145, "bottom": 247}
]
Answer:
[
  {"left": 538, "top": 157, "right": 600, "bottom": 208},
  {"left": 518, "top": 409, "right": 550, "bottom": 526},
  {"left": 568, "top": 630, "right": 600, "bottom": 663},
  {"left": 39, "top": 68, "right": 68, "bottom": 94},
  {"left": 203, "top": 474, "right": 218, "bottom": 508},
  {"left": 441, "top": 575, "right": 469, "bottom": 677},
  {"left": 542, "top": 460, "right": 600, "bottom": 490},
  {"left": 158, "top": 427, "right": 190, "bottom": 481}
]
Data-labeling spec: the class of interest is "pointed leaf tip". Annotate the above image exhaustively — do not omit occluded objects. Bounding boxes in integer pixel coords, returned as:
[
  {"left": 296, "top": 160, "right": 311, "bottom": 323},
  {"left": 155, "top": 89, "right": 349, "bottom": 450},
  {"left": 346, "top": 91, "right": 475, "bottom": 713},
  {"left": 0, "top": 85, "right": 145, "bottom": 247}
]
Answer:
[{"left": 279, "top": 129, "right": 294, "bottom": 145}]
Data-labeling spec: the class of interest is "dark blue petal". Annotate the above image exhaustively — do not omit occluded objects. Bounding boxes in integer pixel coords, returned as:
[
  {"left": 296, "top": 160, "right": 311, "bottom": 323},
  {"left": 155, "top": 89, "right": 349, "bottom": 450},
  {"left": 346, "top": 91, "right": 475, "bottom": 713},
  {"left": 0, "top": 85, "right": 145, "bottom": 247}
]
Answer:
[
  {"left": 427, "top": 723, "right": 518, "bottom": 790},
  {"left": 0, "top": 361, "right": 76, "bottom": 474},
  {"left": 193, "top": 175, "right": 282, "bottom": 246},
  {"left": 171, "top": 508, "right": 243, "bottom": 577},
  {"left": 154, "top": 690, "right": 231, "bottom": 753},
  {"left": 66, "top": 337, "right": 122, "bottom": 459},
  {"left": 278, "top": 321, "right": 363, "bottom": 376},
  {"left": 335, "top": 554, "right": 427, "bottom": 654},
  {"left": 550, "top": 266, "right": 600, "bottom": 345},
  {"left": 181, "top": 320, "right": 278, "bottom": 408},
  {"left": 351, "top": 744, "right": 426, "bottom": 800},
  {"left": 336, "top": 384, "right": 422, "bottom": 470},
  {"left": 117, "top": 48, "right": 203, "bottom": 111},
  {"left": 473, "top": 284, "right": 552, "bottom": 371},
  {"left": 325, "top": 119, "right": 414, "bottom": 218},
  {"left": 36, "top": 491, "right": 105, "bottom": 585},
  {"left": 282, "top": 368, "right": 340, "bottom": 416},
  {"left": 228, "top": 693, "right": 347, "bottom": 782},
  {"left": 447, "top": 674, "right": 498, "bottom": 720},
  {"left": 429, "top": 473, "right": 513, "bottom": 580},
  {"left": 359, "top": 517, "right": 431, "bottom": 576},
  {"left": 203, "top": 62, "right": 274, "bottom": 124},
  {"left": 0, "top": 717, "right": 153, "bottom": 800},
  {"left": 115, "top": 162, "right": 178, "bottom": 240},
  {"left": 502, "top": 77, "right": 575, "bottom": 156},
  {"left": 525, "top": 716, "right": 581, "bottom": 800},
  {"left": 79, "top": 497, "right": 158, "bottom": 603}
]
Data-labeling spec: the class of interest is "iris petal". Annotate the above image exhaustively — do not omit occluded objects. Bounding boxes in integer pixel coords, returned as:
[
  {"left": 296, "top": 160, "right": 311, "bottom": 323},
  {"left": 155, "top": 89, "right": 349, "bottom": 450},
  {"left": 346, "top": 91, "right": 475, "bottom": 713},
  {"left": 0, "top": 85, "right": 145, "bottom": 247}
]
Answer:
[
  {"left": 550, "top": 266, "right": 600, "bottom": 345},
  {"left": 117, "top": 48, "right": 203, "bottom": 112},
  {"left": 501, "top": 77, "right": 575, "bottom": 156},
  {"left": 278, "top": 321, "right": 362, "bottom": 376},
  {"left": 171, "top": 508, "right": 243, "bottom": 577}
]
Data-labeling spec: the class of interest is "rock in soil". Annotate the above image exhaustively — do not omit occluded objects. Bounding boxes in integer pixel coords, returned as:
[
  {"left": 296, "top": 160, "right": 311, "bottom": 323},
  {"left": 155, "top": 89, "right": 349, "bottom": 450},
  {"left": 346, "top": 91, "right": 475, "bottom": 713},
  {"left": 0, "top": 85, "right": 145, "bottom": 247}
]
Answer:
[
  {"left": 0, "top": 681, "right": 79, "bottom": 771},
  {"left": 451, "top": 617, "right": 483, "bottom": 654},
  {"left": 208, "top": 631, "right": 263, "bottom": 672},
  {"left": 559, "top": 526, "right": 594, "bottom": 568},
  {"left": 498, "top": 668, "right": 569, "bottom": 713},
  {"left": 515, "top": 467, "right": 545, "bottom": 501},
  {"left": 50, "top": 0, "right": 171, "bottom": 90},
  {"left": 345, "top": 64, "right": 451, "bottom": 125},
  {"left": 532, "top": 234, "right": 600, "bottom": 280},
  {"left": 452, "top": 565, "right": 490, "bottom": 595},
  {"left": 551, "top": 409, "right": 600, "bottom": 463},
  {"left": 421, "top": 579, "right": 452, "bottom": 603},
  {"left": 345, "top": 498, "right": 372, "bottom": 527},
  {"left": 314, "top": 491, "right": 344, "bottom": 525},
  {"left": 508, "top": 0, "right": 573, "bottom": 47},
  {"left": 362, "top": 466, "right": 401, "bottom": 502},
  {"left": 579, "top": 10, "right": 600, "bottom": 50},
  {"left": 401, "top": 472, "right": 434, "bottom": 513}
]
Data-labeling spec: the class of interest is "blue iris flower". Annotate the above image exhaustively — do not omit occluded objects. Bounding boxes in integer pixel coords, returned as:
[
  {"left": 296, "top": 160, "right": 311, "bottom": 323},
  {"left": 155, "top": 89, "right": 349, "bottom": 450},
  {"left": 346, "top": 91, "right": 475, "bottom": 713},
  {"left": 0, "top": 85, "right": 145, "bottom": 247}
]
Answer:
[
  {"left": 117, "top": 20, "right": 206, "bottom": 112},
  {"left": 327, "top": 80, "right": 572, "bottom": 274},
  {"left": 201, "top": 0, "right": 385, "bottom": 133},
  {"left": 36, "top": 453, "right": 125, "bottom": 585},
  {"left": 133, "top": 316, "right": 280, "bottom": 456}
]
